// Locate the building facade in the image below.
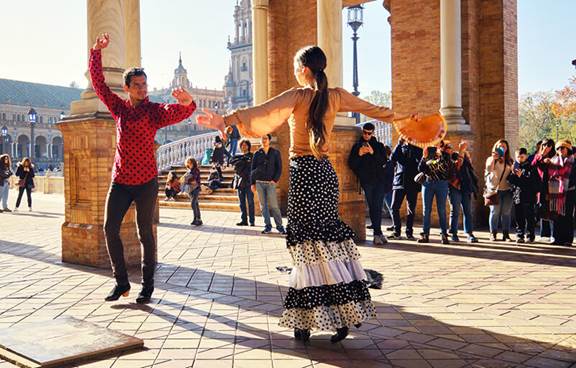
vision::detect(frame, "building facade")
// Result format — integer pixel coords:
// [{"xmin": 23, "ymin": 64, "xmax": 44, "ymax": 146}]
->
[
  {"xmin": 0, "ymin": 78, "xmax": 80, "ymax": 171},
  {"xmin": 224, "ymin": 0, "xmax": 254, "ymax": 110},
  {"xmin": 149, "ymin": 54, "xmax": 226, "ymax": 144}
]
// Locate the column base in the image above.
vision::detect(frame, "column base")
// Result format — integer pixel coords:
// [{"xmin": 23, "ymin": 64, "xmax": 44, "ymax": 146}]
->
[
  {"xmin": 440, "ymin": 106, "xmax": 471, "ymax": 133},
  {"xmin": 61, "ymin": 221, "xmax": 144, "ymax": 269}
]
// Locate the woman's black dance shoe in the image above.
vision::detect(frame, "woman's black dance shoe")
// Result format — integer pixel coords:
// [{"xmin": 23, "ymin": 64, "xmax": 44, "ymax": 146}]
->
[
  {"xmin": 330, "ymin": 327, "xmax": 349, "ymax": 343},
  {"xmin": 294, "ymin": 328, "xmax": 310, "ymax": 342}
]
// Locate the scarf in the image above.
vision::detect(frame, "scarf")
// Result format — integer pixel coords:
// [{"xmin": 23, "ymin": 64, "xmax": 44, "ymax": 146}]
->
[{"xmin": 547, "ymin": 155, "xmax": 574, "ymax": 216}]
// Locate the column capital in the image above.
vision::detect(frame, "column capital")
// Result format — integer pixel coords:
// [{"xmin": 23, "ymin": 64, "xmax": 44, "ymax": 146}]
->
[{"xmin": 252, "ymin": 0, "xmax": 269, "ymax": 10}]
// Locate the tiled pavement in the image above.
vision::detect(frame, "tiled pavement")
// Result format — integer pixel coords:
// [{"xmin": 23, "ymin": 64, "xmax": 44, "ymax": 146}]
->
[{"xmin": 1, "ymin": 193, "xmax": 576, "ymax": 368}]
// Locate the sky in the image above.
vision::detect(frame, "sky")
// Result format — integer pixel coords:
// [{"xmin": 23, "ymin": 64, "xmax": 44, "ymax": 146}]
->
[{"xmin": 0, "ymin": 0, "xmax": 574, "ymax": 96}]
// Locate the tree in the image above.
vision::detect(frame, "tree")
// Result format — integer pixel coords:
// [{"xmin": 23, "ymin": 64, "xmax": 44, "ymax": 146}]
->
[
  {"xmin": 360, "ymin": 90, "xmax": 391, "ymax": 123},
  {"xmin": 519, "ymin": 76, "xmax": 576, "ymax": 150}
]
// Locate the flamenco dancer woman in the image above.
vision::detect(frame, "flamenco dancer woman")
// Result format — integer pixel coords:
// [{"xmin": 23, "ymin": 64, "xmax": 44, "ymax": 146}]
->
[{"xmin": 198, "ymin": 46, "xmax": 445, "ymax": 342}]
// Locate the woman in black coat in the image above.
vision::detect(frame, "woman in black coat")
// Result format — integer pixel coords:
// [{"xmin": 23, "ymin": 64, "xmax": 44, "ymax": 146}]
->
[{"xmin": 14, "ymin": 157, "xmax": 35, "ymax": 212}]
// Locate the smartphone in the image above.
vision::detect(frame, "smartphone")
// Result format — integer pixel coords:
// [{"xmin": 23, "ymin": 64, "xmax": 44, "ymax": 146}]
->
[{"xmin": 426, "ymin": 147, "xmax": 437, "ymax": 157}]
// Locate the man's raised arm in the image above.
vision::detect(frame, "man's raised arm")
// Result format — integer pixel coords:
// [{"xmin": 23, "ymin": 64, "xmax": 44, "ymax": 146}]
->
[{"xmin": 89, "ymin": 33, "xmax": 124, "ymax": 118}]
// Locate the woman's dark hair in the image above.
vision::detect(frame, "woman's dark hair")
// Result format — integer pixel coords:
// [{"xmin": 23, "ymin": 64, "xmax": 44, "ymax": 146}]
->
[
  {"xmin": 239, "ymin": 139, "xmax": 251, "ymax": 151},
  {"xmin": 295, "ymin": 46, "xmax": 328, "ymax": 159},
  {"xmin": 541, "ymin": 138, "xmax": 556, "ymax": 158},
  {"xmin": 167, "ymin": 171, "xmax": 178, "ymax": 182},
  {"xmin": 0, "ymin": 154, "xmax": 10, "ymax": 169},
  {"xmin": 20, "ymin": 157, "xmax": 31, "ymax": 167},
  {"xmin": 492, "ymin": 139, "xmax": 513, "ymax": 164}
]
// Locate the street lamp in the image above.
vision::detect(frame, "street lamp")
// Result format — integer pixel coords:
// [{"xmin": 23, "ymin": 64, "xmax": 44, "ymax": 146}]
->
[
  {"xmin": 60, "ymin": 111, "xmax": 65, "ymax": 121},
  {"xmin": 28, "ymin": 108, "xmax": 37, "ymax": 159},
  {"xmin": 347, "ymin": 5, "xmax": 364, "ymax": 124},
  {"xmin": 572, "ymin": 59, "xmax": 576, "ymax": 69},
  {"xmin": 1, "ymin": 126, "xmax": 7, "ymax": 155}
]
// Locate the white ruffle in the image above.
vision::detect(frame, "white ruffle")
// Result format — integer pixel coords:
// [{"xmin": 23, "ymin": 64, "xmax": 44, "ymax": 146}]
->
[
  {"xmin": 289, "ymin": 238, "xmax": 361, "ymax": 266},
  {"xmin": 289, "ymin": 259, "xmax": 367, "ymax": 289}
]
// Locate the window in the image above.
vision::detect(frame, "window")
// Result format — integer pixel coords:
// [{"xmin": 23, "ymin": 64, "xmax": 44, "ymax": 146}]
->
[{"xmin": 17, "ymin": 115, "xmax": 20, "ymax": 122}]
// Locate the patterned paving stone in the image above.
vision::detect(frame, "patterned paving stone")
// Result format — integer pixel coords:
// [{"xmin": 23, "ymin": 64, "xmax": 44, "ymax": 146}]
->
[{"xmin": 0, "ymin": 193, "xmax": 575, "ymax": 367}]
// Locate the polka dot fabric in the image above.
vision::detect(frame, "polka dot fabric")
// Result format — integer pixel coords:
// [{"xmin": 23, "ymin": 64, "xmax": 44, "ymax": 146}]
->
[
  {"xmin": 280, "ymin": 155, "xmax": 376, "ymax": 331},
  {"xmin": 90, "ymin": 49, "xmax": 196, "ymax": 185},
  {"xmin": 288, "ymin": 239, "xmax": 361, "ymax": 266},
  {"xmin": 280, "ymin": 300, "xmax": 376, "ymax": 331}
]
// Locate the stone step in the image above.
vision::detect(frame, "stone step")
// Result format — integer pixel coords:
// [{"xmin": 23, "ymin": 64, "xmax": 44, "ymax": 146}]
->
[
  {"xmin": 159, "ymin": 198, "xmax": 241, "ymax": 211},
  {"xmin": 159, "ymin": 192, "xmax": 239, "ymax": 202}
]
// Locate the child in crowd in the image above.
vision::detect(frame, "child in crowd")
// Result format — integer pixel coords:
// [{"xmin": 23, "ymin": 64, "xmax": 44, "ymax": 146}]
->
[
  {"xmin": 508, "ymin": 148, "xmax": 540, "ymax": 243},
  {"xmin": 164, "ymin": 171, "xmax": 180, "ymax": 201}
]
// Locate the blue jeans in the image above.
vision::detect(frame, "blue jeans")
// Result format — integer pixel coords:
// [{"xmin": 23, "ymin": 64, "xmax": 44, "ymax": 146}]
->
[
  {"xmin": 489, "ymin": 190, "xmax": 513, "ymax": 234},
  {"xmin": 422, "ymin": 180, "xmax": 449, "ymax": 235},
  {"xmin": 362, "ymin": 182, "xmax": 386, "ymax": 236},
  {"xmin": 1, "ymin": 179, "xmax": 9, "ymax": 209},
  {"xmin": 238, "ymin": 187, "xmax": 255, "ymax": 225},
  {"xmin": 449, "ymin": 187, "xmax": 474, "ymax": 235},
  {"xmin": 228, "ymin": 139, "xmax": 238, "ymax": 157},
  {"xmin": 256, "ymin": 182, "xmax": 283, "ymax": 230}
]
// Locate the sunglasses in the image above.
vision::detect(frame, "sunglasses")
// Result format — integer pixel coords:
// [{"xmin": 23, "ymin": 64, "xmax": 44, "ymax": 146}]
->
[
  {"xmin": 362, "ymin": 130, "xmax": 374, "ymax": 135},
  {"xmin": 557, "ymin": 146, "xmax": 567, "ymax": 151}
]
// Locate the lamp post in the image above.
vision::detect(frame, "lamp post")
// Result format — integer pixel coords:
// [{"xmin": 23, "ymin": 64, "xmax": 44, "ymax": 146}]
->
[
  {"xmin": 27, "ymin": 108, "xmax": 37, "ymax": 159},
  {"xmin": 572, "ymin": 59, "xmax": 576, "ymax": 69},
  {"xmin": 1, "ymin": 126, "xmax": 7, "ymax": 155},
  {"xmin": 347, "ymin": 5, "xmax": 364, "ymax": 125}
]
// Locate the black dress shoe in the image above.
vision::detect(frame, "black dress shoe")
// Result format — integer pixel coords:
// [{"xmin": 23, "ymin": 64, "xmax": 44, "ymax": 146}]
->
[
  {"xmin": 104, "ymin": 284, "xmax": 131, "ymax": 302},
  {"xmin": 136, "ymin": 286, "xmax": 154, "ymax": 304},
  {"xmin": 236, "ymin": 221, "xmax": 248, "ymax": 226},
  {"xmin": 294, "ymin": 328, "xmax": 310, "ymax": 342},
  {"xmin": 331, "ymin": 327, "xmax": 349, "ymax": 343}
]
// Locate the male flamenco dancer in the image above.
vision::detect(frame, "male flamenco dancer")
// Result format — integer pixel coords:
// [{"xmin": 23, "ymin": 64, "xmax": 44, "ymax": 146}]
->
[{"xmin": 90, "ymin": 33, "xmax": 196, "ymax": 303}]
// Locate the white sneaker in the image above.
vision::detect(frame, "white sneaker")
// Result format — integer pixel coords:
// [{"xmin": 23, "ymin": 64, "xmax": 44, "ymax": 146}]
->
[
  {"xmin": 13, "ymin": 208, "xmax": 18, "ymax": 213},
  {"xmin": 373, "ymin": 235, "xmax": 388, "ymax": 245},
  {"xmin": 28, "ymin": 207, "xmax": 32, "ymax": 212}
]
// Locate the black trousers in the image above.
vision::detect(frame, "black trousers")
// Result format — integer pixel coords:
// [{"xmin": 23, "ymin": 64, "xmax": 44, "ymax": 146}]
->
[
  {"xmin": 362, "ymin": 182, "xmax": 386, "ymax": 236},
  {"xmin": 165, "ymin": 188, "xmax": 178, "ymax": 199},
  {"xmin": 15, "ymin": 186, "xmax": 32, "ymax": 208},
  {"xmin": 391, "ymin": 188, "xmax": 418, "ymax": 236},
  {"xmin": 514, "ymin": 202, "xmax": 536, "ymax": 238},
  {"xmin": 104, "ymin": 178, "xmax": 158, "ymax": 287},
  {"xmin": 552, "ymin": 193, "xmax": 575, "ymax": 245}
]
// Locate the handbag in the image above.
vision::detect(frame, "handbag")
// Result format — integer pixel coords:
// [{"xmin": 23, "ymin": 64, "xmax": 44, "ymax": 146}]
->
[
  {"xmin": 414, "ymin": 172, "xmax": 426, "ymax": 185},
  {"xmin": 483, "ymin": 165, "xmax": 507, "ymax": 206},
  {"xmin": 18, "ymin": 171, "xmax": 29, "ymax": 188}
]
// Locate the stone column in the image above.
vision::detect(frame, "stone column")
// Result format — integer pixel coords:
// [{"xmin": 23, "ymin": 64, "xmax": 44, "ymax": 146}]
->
[
  {"xmin": 440, "ymin": 0, "xmax": 469, "ymax": 131},
  {"xmin": 123, "ymin": 0, "xmax": 141, "ymax": 68},
  {"xmin": 317, "ymin": 0, "xmax": 343, "ymax": 88},
  {"xmin": 252, "ymin": 0, "xmax": 269, "ymax": 104},
  {"xmin": 58, "ymin": 0, "xmax": 145, "ymax": 269}
]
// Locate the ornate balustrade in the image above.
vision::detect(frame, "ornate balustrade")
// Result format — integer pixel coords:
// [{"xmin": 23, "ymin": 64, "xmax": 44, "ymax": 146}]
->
[{"xmin": 156, "ymin": 131, "xmax": 218, "ymax": 171}]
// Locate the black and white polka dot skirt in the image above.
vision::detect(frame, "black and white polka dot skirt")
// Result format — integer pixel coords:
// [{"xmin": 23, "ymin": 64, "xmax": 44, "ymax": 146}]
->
[{"xmin": 279, "ymin": 155, "xmax": 376, "ymax": 331}]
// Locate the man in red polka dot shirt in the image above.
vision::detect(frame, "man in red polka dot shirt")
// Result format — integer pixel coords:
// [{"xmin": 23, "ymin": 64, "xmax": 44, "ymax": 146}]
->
[{"xmin": 90, "ymin": 33, "xmax": 196, "ymax": 304}]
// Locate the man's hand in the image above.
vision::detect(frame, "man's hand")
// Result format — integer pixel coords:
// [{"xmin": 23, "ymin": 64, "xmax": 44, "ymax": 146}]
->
[
  {"xmin": 172, "ymin": 88, "xmax": 194, "ymax": 106},
  {"xmin": 93, "ymin": 33, "xmax": 110, "ymax": 50},
  {"xmin": 365, "ymin": 145, "xmax": 374, "ymax": 155},
  {"xmin": 514, "ymin": 168, "xmax": 522, "ymax": 177},
  {"xmin": 251, "ymin": 184, "xmax": 256, "ymax": 193}
]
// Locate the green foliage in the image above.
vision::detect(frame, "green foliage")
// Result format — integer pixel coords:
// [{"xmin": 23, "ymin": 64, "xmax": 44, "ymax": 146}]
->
[{"xmin": 519, "ymin": 77, "xmax": 576, "ymax": 150}]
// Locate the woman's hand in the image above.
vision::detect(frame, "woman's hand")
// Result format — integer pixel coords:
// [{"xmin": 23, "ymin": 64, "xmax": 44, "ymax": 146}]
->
[{"xmin": 196, "ymin": 108, "xmax": 226, "ymax": 137}]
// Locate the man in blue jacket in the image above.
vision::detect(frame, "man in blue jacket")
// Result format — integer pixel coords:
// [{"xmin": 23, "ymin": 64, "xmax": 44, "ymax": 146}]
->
[
  {"xmin": 390, "ymin": 138, "xmax": 423, "ymax": 240},
  {"xmin": 251, "ymin": 134, "xmax": 285, "ymax": 234}
]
